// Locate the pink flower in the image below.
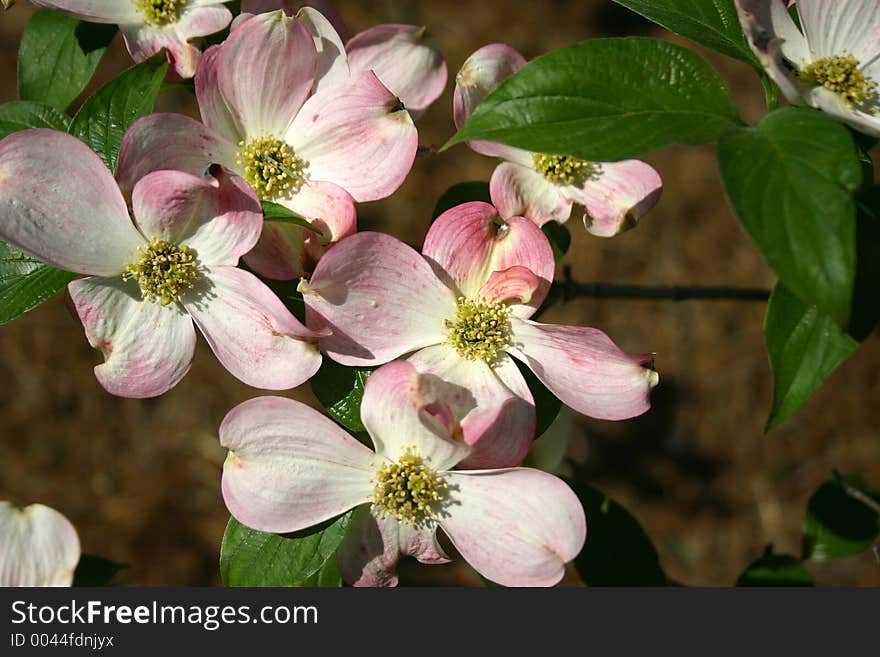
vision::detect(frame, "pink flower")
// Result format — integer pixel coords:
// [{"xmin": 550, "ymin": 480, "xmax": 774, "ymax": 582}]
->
[
  {"xmin": 30, "ymin": 0, "xmax": 232, "ymax": 79},
  {"xmin": 454, "ymin": 44, "xmax": 663, "ymax": 236},
  {"xmin": 117, "ymin": 10, "xmax": 418, "ymax": 281},
  {"xmin": 0, "ymin": 501, "xmax": 80, "ymax": 587},
  {"xmin": 0, "ymin": 129, "xmax": 323, "ymax": 398},
  {"xmin": 300, "ymin": 201, "xmax": 659, "ymax": 468},
  {"xmin": 221, "ymin": 361, "xmax": 586, "ymax": 587}
]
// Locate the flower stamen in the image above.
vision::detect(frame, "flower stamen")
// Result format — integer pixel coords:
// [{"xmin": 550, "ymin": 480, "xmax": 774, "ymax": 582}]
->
[
  {"xmin": 136, "ymin": 0, "xmax": 186, "ymax": 25},
  {"xmin": 123, "ymin": 238, "xmax": 199, "ymax": 305},
  {"xmin": 371, "ymin": 447, "xmax": 446, "ymax": 526},
  {"xmin": 532, "ymin": 153, "xmax": 598, "ymax": 185},
  {"xmin": 236, "ymin": 135, "xmax": 308, "ymax": 200},
  {"xmin": 445, "ymin": 296, "xmax": 511, "ymax": 364},
  {"xmin": 800, "ymin": 54, "xmax": 878, "ymax": 109}
]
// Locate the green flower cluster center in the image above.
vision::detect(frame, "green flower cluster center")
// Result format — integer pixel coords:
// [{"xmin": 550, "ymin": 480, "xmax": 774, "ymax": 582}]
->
[
  {"xmin": 123, "ymin": 238, "xmax": 199, "ymax": 305},
  {"xmin": 532, "ymin": 153, "xmax": 597, "ymax": 185},
  {"xmin": 800, "ymin": 54, "xmax": 877, "ymax": 109},
  {"xmin": 445, "ymin": 296, "xmax": 511, "ymax": 363},
  {"xmin": 136, "ymin": 0, "xmax": 186, "ymax": 25},
  {"xmin": 372, "ymin": 447, "xmax": 447, "ymax": 525},
  {"xmin": 236, "ymin": 135, "xmax": 308, "ymax": 200}
]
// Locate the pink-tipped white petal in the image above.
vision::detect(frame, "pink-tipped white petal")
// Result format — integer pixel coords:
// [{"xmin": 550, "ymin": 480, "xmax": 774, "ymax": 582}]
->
[
  {"xmin": 185, "ymin": 266, "xmax": 322, "ymax": 390},
  {"xmin": 347, "ymin": 24, "xmax": 447, "ymax": 116},
  {"xmin": 0, "ymin": 502, "xmax": 80, "ymax": 587},
  {"xmin": 117, "ymin": 114, "xmax": 238, "ymax": 199},
  {"xmin": 303, "ymin": 232, "xmax": 456, "ymax": 366},
  {"xmin": 0, "ymin": 129, "xmax": 141, "ymax": 276},
  {"xmin": 337, "ymin": 507, "xmax": 448, "ymax": 587},
  {"xmin": 286, "ymin": 71, "xmax": 417, "ymax": 202},
  {"xmin": 216, "ymin": 11, "xmax": 318, "ymax": 137},
  {"xmin": 423, "ymin": 201, "xmax": 555, "ymax": 317},
  {"xmin": 572, "ymin": 160, "xmax": 662, "ymax": 238},
  {"xmin": 29, "ymin": 0, "xmax": 139, "ymax": 23},
  {"xmin": 507, "ymin": 318, "xmax": 658, "ymax": 421},
  {"xmin": 241, "ymin": 0, "xmax": 350, "ymax": 40},
  {"xmin": 243, "ymin": 180, "xmax": 356, "ymax": 280},
  {"xmin": 298, "ymin": 6, "xmax": 350, "ymax": 92},
  {"xmin": 196, "ymin": 45, "xmax": 246, "ymax": 145},
  {"xmin": 490, "ymin": 161, "xmax": 574, "ymax": 227},
  {"xmin": 478, "ymin": 266, "xmax": 540, "ymax": 306},
  {"xmin": 69, "ymin": 276, "xmax": 197, "ymax": 398},
  {"xmin": 220, "ymin": 396, "xmax": 374, "ymax": 534},
  {"xmin": 408, "ymin": 346, "xmax": 535, "ymax": 469},
  {"xmin": 360, "ymin": 360, "xmax": 471, "ymax": 470},
  {"xmin": 441, "ymin": 469, "xmax": 586, "ymax": 587}
]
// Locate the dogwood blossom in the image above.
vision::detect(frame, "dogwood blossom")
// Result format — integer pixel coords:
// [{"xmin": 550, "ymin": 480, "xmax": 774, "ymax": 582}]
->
[
  {"xmin": 0, "ymin": 129, "xmax": 322, "ymax": 397},
  {"xmin": 454, "ymin": 44, "xmax": 663, "ymax": 236},
  {"xmin": 0, "ymin": 501, "xmax": 80, "ymax": 586},
  {"xmin": 116, "ymin": 10, "xmax": 417, "ymax": 280},
  {"xmin": 30, "ymin": 0, "xmax": 232, "ymax": 79},
  {"xmin": 736, "ymin": 0, "xmax": 880, "ymax": 137},
  {"xmin": 300, "ymin": 201, "xmax": 658, "ymax": 468},
  {"xmin": 221, "ymin": 360, "xmax": 586, "ymax": 587}
]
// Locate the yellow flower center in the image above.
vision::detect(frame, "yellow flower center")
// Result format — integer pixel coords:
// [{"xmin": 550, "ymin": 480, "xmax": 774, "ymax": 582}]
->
[
  {"xmin": 800, "ymin": 54, "xmax": 878, "ymax": 109},
  {"xmin": 123, "ymin": 238, "xmax": 199, "ymax": 305},
  {"xmin": 371, "ymin": 447, "xmax": 447, "ymax": 526},
  {"xmin": 136, "ymin": 0, "xmax": 186, "ymax": 25},
  {"xmin": 445, "ymin": 296, "xmax": 511, "ymax": 364},
  {"xmin": 532, "ymin": 153, "xmax": 598, "ymax": 185},
  {"xmin": 236, "ymin": 135, "xmax": 308, "ymax": 200}
]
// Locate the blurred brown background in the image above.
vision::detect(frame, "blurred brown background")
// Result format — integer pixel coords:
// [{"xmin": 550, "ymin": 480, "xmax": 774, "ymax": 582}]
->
[{"xmin": 1, "ymin": 0, "xmax": 878, "ymax": 586}]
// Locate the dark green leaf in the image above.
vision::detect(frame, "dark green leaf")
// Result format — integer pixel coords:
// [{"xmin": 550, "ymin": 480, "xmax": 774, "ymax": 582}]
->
[
  {"xmin": 310, "ymin": 359, "xmax": 373, "ymax": 433},
  {"xmin": 802, "ymin": 475, "xmax": 880, "ymax": 560},
  {"xmin": 302, "ymin": 555, "xmax": 343, "ymax": 587},
  {"xmin": 447, "ymin": 38, "xmax": 740, "ymax": 161},
  {"xmin": 432, "ymin": 181, "xmax": 492, "ymax": 220},
  {"xmin": 736, "ymin": 551, "xmax": 813, "ymax": 587},
  {"xmin": 0, "ymin": 242, "xmax": 76, "ymax": 325},
  {"xmin": 0, "ymin": 100, "xmax": 70, "ymax": 139},
  {"xmin": 515, "ymin": 360, "xmax": 561, "ymax": 439},
  {"xmin": 72, "ymin": 555, "xmax": 126, "ymax": 587},
  {"xmin": 542, "ymin": 222, "xmax": 571, "ymax": 262},
  {"xmin": 69, "ymin": 55, "xmax": 168, "ymax": 173},
  {"xmin": 261, "ymin": 200, "xmax": 316, "ymax": 231},
  {"xmin": 611, "ymin": 0, "xmax": 758, "ymax": 65},
  {"xmin": 764, "ymin": 283, "xmax": 859, "ymax": 431},
  {"xmin": 221, "ymin": 513, "xmax": 352, "ymax": 587},
  {"xmin": 18, "ymin": 11, "xmax": 117, "ymax": 112},
  {"xmin": 850, "ymin": 187, "xmax": 880, "ymax": 340},
  {"xmin": 719, "ymin": 107, "xmax": 861, "ymax": 325},
  {"xmin": 571, "ymin": 481, "xmax": 667, "ymax": 586}
]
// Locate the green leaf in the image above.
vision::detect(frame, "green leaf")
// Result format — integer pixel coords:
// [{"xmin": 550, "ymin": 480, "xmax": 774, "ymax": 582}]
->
[
  {"xmin": 432, "ymin": 181, "xmax": 492, "ymax": 220},
  {"xmin": 515, "ymin": 361, "xmax": 561, "ymax": 439},
  {"xmin": 570, "ymin": 481, "xmax": 667, "ymax": 586},
  {"xmin": 736, "ymin": 551, "xmax": 814, "ymax": 587},
  {"xmin": 802, "ymin": 475, "xmax": 880, "ymax": 560},
  {"xmin": 542, "ymin": 222, "xmax": 571, "ymax": 262},
  {"xmin": 611, "ymin": 0, "xmax": 758, "ymax": 66},
  {"xmin": 220, "ymin": 513, "xmax": 352, "ymax": 587},
  {"xmin": 850, "ymin": 187, "xmax": 880, "ymax": 340},
  {"xmin": 446, "ymin": 37, "xmax": 740, "ymax": 161},
  {"xmin": 261, "ymin": 200, "xmax": 316, "ymax": 231},
  {"xmin": 69, "ymin": 55, "xmax": 168, "ymax": 173},
  {"xmin": 18, "ymin": 11, "xmax": 117, "ymax": 112},
  {"xmin": 302, "ymin": 555, "xmax": 343, "ymax": 587},
  {"xmin": 764, "ymin": 283, "xmax": 859, "ymax": 431},
  {"xmin": 72, "ymin": 555, "xmax": 126, "ymax": 587},
  {"xmin": 719, "ymin": 107, "xmax": 861, "ymax": 325},
  {"xmin": 0, "ymin": 242, "xmax": 76, "ymax": 325},
  {"xmin": 309, "ymin": 359, "xmax": 373, "ymax": 433},
  {"xmin": 0, "ymin": 100, "xmax": 70, "ymax": 139}
]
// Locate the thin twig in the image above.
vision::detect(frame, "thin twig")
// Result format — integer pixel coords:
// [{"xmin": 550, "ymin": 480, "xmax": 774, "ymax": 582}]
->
[{"xmin": 833, "ymin": 469, "xmax": 880, "ymax": 515}]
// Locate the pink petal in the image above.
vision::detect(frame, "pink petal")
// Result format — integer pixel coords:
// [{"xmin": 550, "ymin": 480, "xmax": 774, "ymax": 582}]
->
[
  {"xmin": 423, "ymin": 201, "xmax": 555, "ymax": 318},
  {"xmin": 298, "ymin": 6, "xmax": 350, "ymax": 92},
  {"xmin": 220, "ymin": 396, "xmax": 374, "ymax": 534},
  {"xmin": 196, "ymin": 45, "xmax": 246, "ymax": 145},
  {"xmin": 573, "ymin": 160, "xmax": 663, "ymax": 237},
  {"xmin": 478, "ymin": 266, "xmax": 540, "ymax": 306},
  {"xmin": 408, "ymin": 346, "xmax": 535, "ymax": 469},
  {"xmin": 490, "ymin": 161, "xmax": 574, "ymax": 227},
  {"xmin": 116, "ymin": 113, "xmax": 238, "ymax": 199},
  {"xmin": 441, "ymin": 469, "xmax": 586, "ymax": 587},
  {"xmin": 241, "ymin": 0, "xmax": 350, "ymax": 40},
  {"xmin": 131, "ymin": 168, "xmax": 263, "ymax": 266},
  {"xmin": 185, "ymin": 266, "xmax": 322, "ymax": 389},
  {"xmin": 286, "ymin": 71, "xmax": 417, "ymax": 202},
  {"xmin": 216, "ymin": 11, "xmax": 318, "ymax": 138},
  {"xmin": 120, "ymin": 27, "xmax": 198, "ymax": 79},
  {"xmin": 507, "ymin": 318, "xmax": 659, "ymax": 421},
  {"xmin": 337, "ymin": 507, "xmax": 448, "ymax": 587},
  {"xmin": 0, "ymin": 502, "xmax": 81, "ymax": 587},
  {"xmin": 69, "ymin": 276, "xmax": 197, "ymax": 398},
  {"xmin": 347, "ymin": 24, "xmax": 447, "ymax": 116},
  {"xmin": 360, "ymin": 360, "xmax": 471, "ymax": 469},
  {"xmin": 243, "ymin": 180, "xmax": 356, "ymax": 280},
  {"xmin": 303, "ymin": 232, "xmax": 456, "ymax": 366},
  {"xmin": 29, "ymin": 0, "xmax": 139, "ymax": 23},
  {"xmin": 0, "ymin": 129, "xmax": 141, "ymax": 276}
]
